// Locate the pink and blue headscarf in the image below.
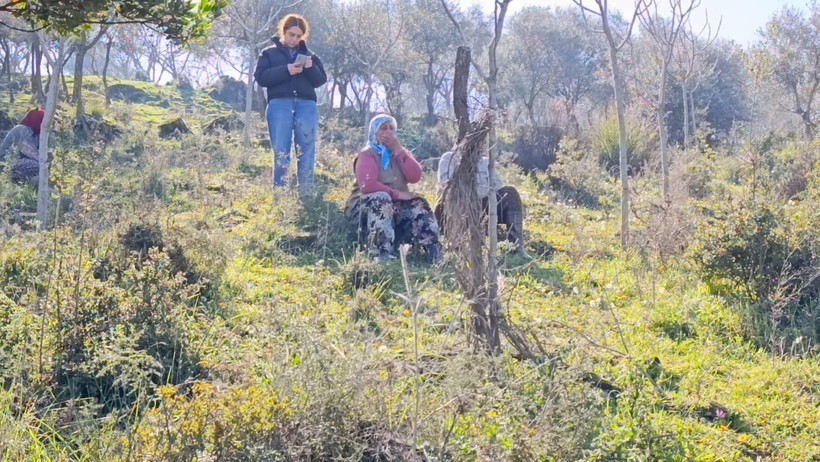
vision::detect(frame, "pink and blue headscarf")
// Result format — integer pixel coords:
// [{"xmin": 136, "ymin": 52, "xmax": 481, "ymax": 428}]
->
[{"xmin": 367, "ymin": 114, "xmax": 397, "ymax": 171}]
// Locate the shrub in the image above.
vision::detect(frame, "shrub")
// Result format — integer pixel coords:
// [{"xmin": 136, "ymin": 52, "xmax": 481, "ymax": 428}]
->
[
  {"xmin": 134, "ymin": 382, "xmax": 293, "ymax": 460},
  {"xmin": 692, "ymin": 204, "xmax": 819, "ymax": 351},
  {"xmin": 503, "ymin": 125, "xmax": 563, "ymax": 172},
  {"xmin": 547, "ymin": 138, "xmax": 617, "ymax": 208},
  {"xmin": 590, "ymin": 111, "xmax": 655, "ymax": 174}
]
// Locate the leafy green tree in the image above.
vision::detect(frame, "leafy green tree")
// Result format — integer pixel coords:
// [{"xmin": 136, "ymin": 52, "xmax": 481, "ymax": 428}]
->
[
  {"xmin": 758, "ymin": 2, "xmax": 820, "ymax": 139},
  {"xmin": 330, "ymin": 0, "xmax": 403, "ymax": 124},
  {"xmin": 301, "ymin": 0, "xmax": 358, "ymax": 113},
  {"xmin": 666, "ymin": 39, "xmax": 749, "ymax": 144},
  {"xmin": 403, "ymin": 0, "xmax": 460, "ymax": 125},
  {"xmin": 71, "ymin": 25, "xmax": 109, "ymax": 123},
  {"xmin": 216, "ymin": 0, "xmax": 288, "ymax": 148},
  {"xmin": 573, "ymin": 0, "xmax": 651, "ymax": 249},
  {"xmin": 3, "ymin": 0, "xmax": 225, "ymax": 227},
  {"xmin": 502, "ymin": 6, "xmax": 607, "ymax": 132},
  {"xmin": 1, "ymin": 0, "xmax": 224, "ymax": 41}
]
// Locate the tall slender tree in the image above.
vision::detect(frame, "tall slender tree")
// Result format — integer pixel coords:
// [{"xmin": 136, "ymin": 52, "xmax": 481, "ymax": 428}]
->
[
  {"xmin": 673, "ymin": 9, "xmax": 719, "ymax": 146},
  {"xmin": 72, "ymin": 25, "xmax": 109, "ymax": 124},
  {"xmin": 441, "ymin": 0, "xmax": 514, "ymax": 353},
  {"xmin": 573, "ymin": 0, "xmax": 650, "ymax": 248},
  {"xmin": 403, "ymin": 0, "xmax": 460, "ymax": 125},
  {"xmin": 639, "ymin": 0, "xmax": 699, "ymax": 201}
]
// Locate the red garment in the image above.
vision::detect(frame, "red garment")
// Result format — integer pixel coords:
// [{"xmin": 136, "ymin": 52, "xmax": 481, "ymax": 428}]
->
[
  {"xmin": 20, "ymin": 109, "xmax": 45, "ymax": 135},
  {"xmin": 354, "ymin": 147, "xmax": 422, "ymax": 200}
]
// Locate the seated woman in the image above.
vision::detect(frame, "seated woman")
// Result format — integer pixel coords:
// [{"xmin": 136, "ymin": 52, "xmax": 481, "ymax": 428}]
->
[
  {"xmin": 436, "ymin": 149, "xmax": 528, "ymax": 257},
  {"xmin": 345, "ymin": 114, "xmax": 442, "ymax": 264},
  {"xmin": 0, "ymin": 109, "xmax": 44, "ymax": 184}
]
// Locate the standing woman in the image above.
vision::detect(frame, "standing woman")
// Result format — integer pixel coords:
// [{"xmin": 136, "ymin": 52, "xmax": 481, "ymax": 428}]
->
[{"xmin": 254, "ymin": 14, "xmax": 327, "ymax": 197}]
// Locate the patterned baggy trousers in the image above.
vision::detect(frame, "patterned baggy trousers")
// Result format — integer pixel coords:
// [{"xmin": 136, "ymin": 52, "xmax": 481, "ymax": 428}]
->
[{"xmin": 346, "ymin": 192, "xmax": 440, "ymax": 256}]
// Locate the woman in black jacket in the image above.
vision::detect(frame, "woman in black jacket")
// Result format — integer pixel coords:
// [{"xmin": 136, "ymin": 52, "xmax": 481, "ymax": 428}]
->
[{"xmin": 254, "ymin": 14, "xmax": 327, "ymax": 197}]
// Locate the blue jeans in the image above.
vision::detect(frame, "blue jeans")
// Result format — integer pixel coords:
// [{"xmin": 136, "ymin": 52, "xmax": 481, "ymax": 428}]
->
[{"xmin": 266, "ymin": 98, "xmax": 318, "ymax": 192}]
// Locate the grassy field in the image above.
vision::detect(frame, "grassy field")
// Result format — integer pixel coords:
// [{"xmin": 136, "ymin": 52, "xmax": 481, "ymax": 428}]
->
[{"xmin": 0, "ymin": 79, "xmax": 818, "ymax": 460}]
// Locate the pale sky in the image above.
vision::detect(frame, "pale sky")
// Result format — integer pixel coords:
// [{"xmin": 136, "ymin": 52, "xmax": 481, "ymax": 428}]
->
[{"xmin": 462, "ymin": 0, "xmax": 807, "ymax": 47}]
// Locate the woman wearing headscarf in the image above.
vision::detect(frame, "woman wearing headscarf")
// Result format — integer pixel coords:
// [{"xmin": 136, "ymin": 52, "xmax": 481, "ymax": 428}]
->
[
  {"xmin": 0, "ymin": 108, "xmax": 44, "ymax": 184},
  {"xmin": 254, "ymin": 13, "xmax": 327, "ymax": 198},
  {"xmin": 346, "ymin": 114, "xmax": 442, "ymax": 263}
]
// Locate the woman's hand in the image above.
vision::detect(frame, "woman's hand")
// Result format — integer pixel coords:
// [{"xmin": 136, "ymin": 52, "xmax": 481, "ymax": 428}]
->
[
  {"xmin": 394, "ymin": 190, "xmax": 419, "ymax": 201},
  {"xmin": 288, "ymin": 63, "xmax": 304, "ymax": 75},
  {"xmin": 378, "ymin": 130, "xmax": 402, "ymax": 152},
  {"xmin": 304, "ymin": 57, "xmax": 313, "ymax": 69}
]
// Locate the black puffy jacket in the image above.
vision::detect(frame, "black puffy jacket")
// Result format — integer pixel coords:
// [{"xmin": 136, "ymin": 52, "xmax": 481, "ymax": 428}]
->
[{"xmin": 254, "ymin": 37, "xmax": 327, "ymax": 102}]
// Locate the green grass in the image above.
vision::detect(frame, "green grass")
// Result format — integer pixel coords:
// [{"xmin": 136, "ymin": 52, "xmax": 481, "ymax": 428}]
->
[{"xmin": 0, "ymin": 79, "xmax": 818, "ymax": 460}]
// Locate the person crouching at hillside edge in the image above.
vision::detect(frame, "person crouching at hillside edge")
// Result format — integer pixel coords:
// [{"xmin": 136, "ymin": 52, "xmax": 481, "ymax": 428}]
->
[
  {"xmin": 345, "ymin": 114, "xmax": 442, "ymax": 264},
  {"xmin": 0, "ymin": 108, "xmax": 44, "ymax": 184},
  {"xmin": 436, "ymin": 149, "xmax": 529, "ymax": 258},
  {"xmin": 254, "ymin": 13, "xmax": 327, "ymax": 198}
]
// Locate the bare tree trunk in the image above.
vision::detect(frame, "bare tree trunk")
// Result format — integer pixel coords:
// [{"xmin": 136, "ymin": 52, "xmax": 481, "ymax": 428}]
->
[
  {"xmin": 103, "ymin": 34, "xmax": 112, "ymax": 106},
  {"xmin": 444, "ymin": 0, "xmax": 534, "ymax": 358},
  {"xmin": 682, "ymin": 80, "xmax": 689, "ymax": 147},
  {"xmin": 73, "ymin": 27, "xmax": 107, "ymax": 124},
  {"xmin": 339, "ymin": 80, "xmax": 347, "ymax": 111},
  {"xmin": 565, "ymin": 99, "xmax": 580, "ymax": 138},
  {"xmin": 351, "ymin": 82, "xmax": 364, "ymax": 117},
  {"xmin": 30, "ymin": 35, "xmax": 45, "ymax": 105},
  {"xmin": 1, "ymin": 39, "xmax": 13, "ymax": 104},
  {"xmin": 610, "ymin": 46, "xmax": 630, "ymax": 248},
  {"xmin": 486, "ymin": 75, "xmax": 502, "ymax": 353},
  {"xmin": 59, "ymin": 47, "xmax": 74, "ymax": 98},
  {"xmin": 60, "ymin": 68, "xmax": 69, "ymax": 97},
  {"xmin": 658, "ymin": 58, "xmax": 670, "ymax": 201},
  {"xmin": 362, "ymin": 78, "xmax": 374, "ymax": 125},
  {"xmin": 0, "ymin": 40, "xmax": 5, "ymax": 76},
  {"xmin": 484, "ymin": 0, "xmax": 514, "ymax": 355},
  {"xmin": 449, "ymin": 48, "xmax": 496, "ymax": 350},
  {"xmin": 639, "ymin": 0, "xmax": 699, "ymax": 196},
  {"xmin": 37, "ymin": 40, "xmax": 67, "ymax": 228},
  {"xmin": 454, "ymin": 47, "xmax": 470, "ymax": 141},
  {"xmin": 689, "ymin": 86, "xmax": 696, "ymax": 141},
  {"xmin": 243, "ymin": 44, "xmax": 256, "ymax": 149},
  {"xmin": 526, "ymin": 101, "xmax": 536, "ymax": 126},
  {"xmin": 487, "ymin": 85, "xmax": 501, "ymax": 346},
  {"xmin": 804, "ymin": 113, "xmax": 816, "ymax": 139},
  {"xmin": 424, "ymin": 61, "xmax": 437, "ymax": 126},
  {"xmin": 73, "ymin": 42, "xmax": 87, "ymax": 121}
]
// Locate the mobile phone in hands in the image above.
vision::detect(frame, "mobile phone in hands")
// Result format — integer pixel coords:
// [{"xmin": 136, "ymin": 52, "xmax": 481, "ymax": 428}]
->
[{"xmin": 293, "ymin": 54, "xmax": 310, "ymax": 68}]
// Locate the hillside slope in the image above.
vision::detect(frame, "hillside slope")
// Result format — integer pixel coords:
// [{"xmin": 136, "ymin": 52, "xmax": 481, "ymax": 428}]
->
[{"xmin": 0, "ymin": 80, "xmax": 818, "ymax": 461}]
